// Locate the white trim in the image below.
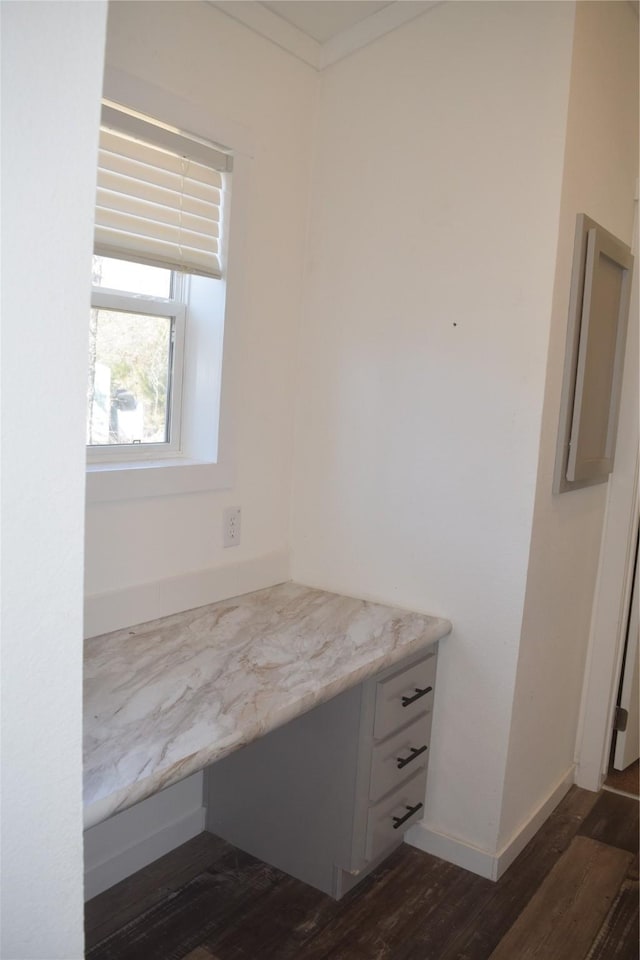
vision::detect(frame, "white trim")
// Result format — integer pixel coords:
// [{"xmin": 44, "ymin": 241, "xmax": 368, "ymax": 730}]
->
[
  {"xmin": 91, "ymin": 289, "xmax": 179, "ymax": 317},
  {"xmin": 405, "ymin": 766, "xmax": 575, "ymax": 881},
  {"xmin": 602, "ymin": 784, "xmax": 640, "ymax": 800},
  {"xmin": 574, "ymin": 201, "xmax": 639, "ymax": 791},
  {"xmin": 208, "ymin": 1, "xmax": 443, "ymax": 71},
  {"xmin": 320, "ymin": 2, "xmax": 443, "ymax": 69},
  {"xmin": 87, "ymin": 289, "xmax": 186, "ymax": 461},
  {"xmin": 92, "ymin": 68, "xmax": 254, "ymax": 505},
  {"xmin": 575, "ymin": 469, "xmax": 639, "ymax": 790},
  {"xmin": 492, "ymin": 766, "xmax": 575, "ymax": 879},
  {"xmin": 84, "ymin": 550, "xmax": 290, "ymax": 637},
  {"xmin": 103, "ymin": 66, "xmax": 255, "ymax": 159},
  {"xmin": 405, "ymin": 822, "xmax": 498, "ymax": 880},
  {"xmin": 211, "ymin": 1, "xmax": 321, "ymax": 69},
  {"xmin": 84, "ymin": 805, "xmax": 206, "ymax": 900},
  {"xmin": 86, "ymin": 458, "xmax": 235, "ymax": 502},
  {"xmin": 101, "ymin": 102, "xmax": 233, "ymax": 173}
]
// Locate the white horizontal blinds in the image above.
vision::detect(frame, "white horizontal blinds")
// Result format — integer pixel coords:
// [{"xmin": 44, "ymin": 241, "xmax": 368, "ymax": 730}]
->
[{"xmin": 95, "ymin": 106, "xmax": 232, "ymax": 279}]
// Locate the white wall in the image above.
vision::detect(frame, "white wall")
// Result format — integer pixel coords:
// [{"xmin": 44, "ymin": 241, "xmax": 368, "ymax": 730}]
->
[
  {"xmin": 291, "ymin": 0, "xmax": 576, "ymax": 857},
  {"xmin": 83, "ymin": 0, "xmax": 318, "ymax": 894},
  {"xmin": 0, "ymin": 3, "xmax": 107, "ymax": 957},
  {"xmin": 85, "ymin": 1, "xmax": 318, "ymax": 628},
  {"xmin": 8, "ymin": 2, "xmax": 630, "ymax": 931},
  {"xmin": 84, "ymin": 775, "xmax": 205, "ymax": 899},
  {"xmin": 499, "ymin": 0, "xmax": 639, "ymax": 846}
]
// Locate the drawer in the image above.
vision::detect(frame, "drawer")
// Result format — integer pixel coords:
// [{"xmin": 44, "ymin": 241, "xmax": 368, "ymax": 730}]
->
[
  {"xmin": 369, "ymin": 712, "xmax": 433, "ymax": 803},
  {"xmin": 365, "ymin": 770, "xmax": 427, "ymax": 862},
  {"xmin": 373, "ymin": 651, "xmax": 436, "ymax": 740}
]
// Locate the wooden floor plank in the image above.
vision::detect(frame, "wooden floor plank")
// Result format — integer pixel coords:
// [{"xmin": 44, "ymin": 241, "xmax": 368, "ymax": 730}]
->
[
  {"xmin": 208, "ymin": 843, "xmax": 408, "ymax": 960},
  {"xmin": 604, "ymin": 759, "xmax": 640, "ymax": 798},
  {"xmin": 85, "ymin": 832, "xmax": 228, "ymax": 947},
  {"xmin": 433, "ymin": 785, "xmax": 600, "ymax": 960},
  {"xmin": 86, "ymin": 849, "xmax": 283, "ymax": 960},
  {"xmin": 203, "ymin": 868, "xmax": 337, "ymax": 959},
  {"xmin": 394, "ymin": 784, "xmax": 599, "ymax": 960},
  {"xmin": 578, "ymin": 790, "xmax": 639, "ymax": 853},
  {"xmin": 377, "ymin": 856, "xmax": 493, "ymax": 960},
  {"xmin": 585, "ymin": 878, "xmax": 640, "ymax": 960},
  {"xmin": 286, "ymin": 845, "xmax": 489, "ymax": 960},
  {"xmin": 85, "ymin": 788, "xmax": 638, "ymax": 960},
  {"xmin": 488, "ymin": 836, "xmax": 633, "ymax": 960}
]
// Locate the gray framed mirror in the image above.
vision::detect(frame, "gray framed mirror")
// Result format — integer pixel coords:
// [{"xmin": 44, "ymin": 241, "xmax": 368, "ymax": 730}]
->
[{"xmin": 554, "ymin": 214, "xmax": 633, "ymax": 494}]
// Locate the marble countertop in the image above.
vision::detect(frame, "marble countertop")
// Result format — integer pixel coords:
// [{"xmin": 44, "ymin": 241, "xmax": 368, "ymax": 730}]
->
[{"xmin": 84, "ymin": 581, "xmax": 451, "ymax": 829}]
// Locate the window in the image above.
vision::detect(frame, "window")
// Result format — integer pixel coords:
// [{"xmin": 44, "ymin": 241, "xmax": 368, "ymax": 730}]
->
[
  {"xmin": 88, "ymin": 256, "xmax": 185, "ymax": 457},
  {"xmin": 87, "ymin": 102, "xmax": 233, "ymax": 480}
]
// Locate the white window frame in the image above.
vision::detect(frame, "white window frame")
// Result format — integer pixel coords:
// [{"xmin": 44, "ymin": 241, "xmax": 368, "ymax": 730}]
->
[
  {"xmin": 86, "ymin": 67, "xmax": 253, "ymax": 503},
  {"xmin": 86, "ymin": 266, "xmax": 232, "ymax": 501},
  {"xmin": 87, "ymin": 277, "xmax": 187, "ymax": 462}
]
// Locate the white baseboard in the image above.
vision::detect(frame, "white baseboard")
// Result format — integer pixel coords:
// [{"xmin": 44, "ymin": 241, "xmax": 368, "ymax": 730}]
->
[
  {"xmin": 405, "ymin": 820, "xmax": 498, "ymax": 879},
  {"xmin": 84, "ymin": 549, "xmax": 290, "ymax": 637},
  {"xmin": 84, "ymin": 800, "xmax": 206, "ymax": 901},
  {"xmin": 574, "ymin": 756, "xmax": 604, "ymax": 793},
  {"xmin": 492, "ymin": 766, "xmax": 575, "ymax": 879},
  {"xmin": 406, "ymin": 765, "xmax": 575, "ymax": 881}
]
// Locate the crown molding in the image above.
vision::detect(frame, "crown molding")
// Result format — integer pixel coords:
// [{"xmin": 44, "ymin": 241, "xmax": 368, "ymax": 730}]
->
[
  {"xmin": 211, "ymin": 1, "xmax": 322, "ymax": 68},
  {"xmin": 208, "ymin": 1, "xmax": 443, "ymax": 71},
  {"xmin": 320, "ymin": 1, "xmax": 442, "ymax": 68}
]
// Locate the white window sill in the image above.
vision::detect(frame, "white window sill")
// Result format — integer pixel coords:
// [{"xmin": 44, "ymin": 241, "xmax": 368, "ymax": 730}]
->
[{"xmin": 86, "ymin": 457, "xmax": 235, "ymax": 503}]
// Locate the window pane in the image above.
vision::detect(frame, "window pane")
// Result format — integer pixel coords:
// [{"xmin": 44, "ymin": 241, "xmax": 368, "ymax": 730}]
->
[
  {"xmin": 87, "ymin": 309, "xmax": 173, "ymax": 446},
  {"xmin": 92, "ymin": 255, "xmax": 172, "ymax": 298}
]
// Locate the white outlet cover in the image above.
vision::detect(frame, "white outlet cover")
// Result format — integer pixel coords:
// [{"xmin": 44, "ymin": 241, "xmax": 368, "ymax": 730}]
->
[{"xmin": 223, "ymin": 506, "xmax": 241, "ymax": 547}]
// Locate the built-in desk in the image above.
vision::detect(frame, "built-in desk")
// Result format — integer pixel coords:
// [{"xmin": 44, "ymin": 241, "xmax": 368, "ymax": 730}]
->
[{"xmin": 84, "ymin": 581, "xmax": 452, "ymax": 850}]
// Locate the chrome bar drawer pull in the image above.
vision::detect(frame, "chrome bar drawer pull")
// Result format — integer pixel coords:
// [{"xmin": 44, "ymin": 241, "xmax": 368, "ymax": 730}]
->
[
  {"xmin": 392, "ymin": 802, "xmax": 423, "ymax": 829},
  {"xmin": 401, "ymin": 685, "xmax": 432, "ymax": 707},
  {"xmin": 396, "ymin": 744, "xmax": 428, "ymax": 770}
]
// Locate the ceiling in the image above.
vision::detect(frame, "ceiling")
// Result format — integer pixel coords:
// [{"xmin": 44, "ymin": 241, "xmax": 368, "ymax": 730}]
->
[
  {"xmin": 262, "ymin": 1, "xmax": 392, "ymax": 43},
  {"xmin": 210, "ymin": 1, "xmax": 440, "ymax": 69}
]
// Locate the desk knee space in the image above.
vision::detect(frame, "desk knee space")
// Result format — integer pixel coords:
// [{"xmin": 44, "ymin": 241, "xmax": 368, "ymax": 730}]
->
[{"xmin": 206, "ymin": 644, "xmax": 438, "ymax": 899}]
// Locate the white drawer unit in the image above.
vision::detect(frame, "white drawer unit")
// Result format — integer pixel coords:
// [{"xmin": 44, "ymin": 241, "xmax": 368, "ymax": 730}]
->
[
  {"xmin": 373, "ymin": 651, "xmax": 436, "ymax": 740},
  {"xmin": 366, "ymin": 769, "xmax": 428, "ymax": 861},
  {"xmin": 369, "ymin": 712, "xmax": 432, "ymax": 803},
  {"xmin": 206, "ymin": 644, "xmax": 438, "ymax": 899}
]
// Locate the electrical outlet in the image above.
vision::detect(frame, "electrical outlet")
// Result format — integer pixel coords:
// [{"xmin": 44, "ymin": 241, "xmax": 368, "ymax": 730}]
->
[{"xmin": 223, "ymin": 506, "xmax": 241, "ymax": 547}]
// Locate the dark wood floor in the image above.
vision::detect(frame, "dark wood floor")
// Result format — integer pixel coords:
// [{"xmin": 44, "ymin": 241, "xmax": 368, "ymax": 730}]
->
[
  {"xmin": 605, "ymin": 758, "xmax": 640, "ymax": 798},
  {"xmin": 85, "ymin": 787, "xmax": 639, "ymax": 960}
]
